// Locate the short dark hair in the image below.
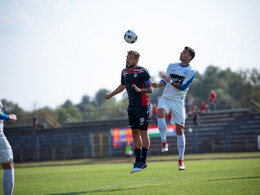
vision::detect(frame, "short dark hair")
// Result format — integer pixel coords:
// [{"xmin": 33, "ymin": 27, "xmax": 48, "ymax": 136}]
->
[
  {"xmin": 127, "ymin": 50, "xmax": 140, "ymax": 59},
  {"xmin": 185, "ymin": 46, "xmax": 195, "ymax": 60}
]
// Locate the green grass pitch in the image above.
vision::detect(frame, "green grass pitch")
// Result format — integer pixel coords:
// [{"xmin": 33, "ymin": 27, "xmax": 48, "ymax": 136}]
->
[{"xmin": 1, "ymin": 153, "xmax": 260, "ymax": 194}]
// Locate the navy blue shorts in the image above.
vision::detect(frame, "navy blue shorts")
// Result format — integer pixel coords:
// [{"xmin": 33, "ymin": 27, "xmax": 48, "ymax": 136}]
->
[{"xmin": 127, "ymin": 105, "xmax": 150, "ymax": 130}]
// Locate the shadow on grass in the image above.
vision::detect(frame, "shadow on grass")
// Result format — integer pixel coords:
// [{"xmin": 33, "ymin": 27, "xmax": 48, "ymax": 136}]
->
[
  {"xmin": 48, "ymin": 186, "xmax": 141, "ymax": 195},
  {"xmin": 207, "ymin": 176, "xmax": 260, "ymax": 181}
]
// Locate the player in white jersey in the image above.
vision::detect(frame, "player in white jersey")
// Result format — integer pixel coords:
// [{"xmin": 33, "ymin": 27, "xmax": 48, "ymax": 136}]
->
[
  {"xmin": 0, "ymin": 101, "xmax": 17, "ymax": 195},
  {"xmin": 151, "ymin": 46, "xmax": 196, "ymax": 171}
]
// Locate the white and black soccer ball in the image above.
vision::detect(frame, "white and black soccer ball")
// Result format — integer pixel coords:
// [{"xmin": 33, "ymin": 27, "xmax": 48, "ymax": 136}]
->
[{"xmin": 124, "ymin": 30, "xmax": 138, "ymax": 44}]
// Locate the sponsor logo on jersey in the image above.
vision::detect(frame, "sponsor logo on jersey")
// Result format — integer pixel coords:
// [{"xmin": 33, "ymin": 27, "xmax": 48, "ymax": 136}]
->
[
  {"xmin": 170, "ymin": 74, "xmax": 185, "ymax": 84},
  {"xmin": 183, "ymin": 70, "xmax": 188, "ymax": 74},
  {"xmin": 134, "ymin": 73, "xmax": 137, "ymax": 77}
]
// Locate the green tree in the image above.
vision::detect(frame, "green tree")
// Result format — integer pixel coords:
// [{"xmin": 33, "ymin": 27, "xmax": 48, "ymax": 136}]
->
[
  {"xmin": 3, "ymin": 65, "xmax": 260, "ymax": 125},
  {"xmin": 77, "ymin": 95, "xmax": 91, "ymax": 112},
  {"xmin": 56, "ymin": 108, "xmax": 67, "ymax": 124},
  {"xmin": 93, "ymin": 89, "xmax": 110, "ymax": 107},
  {"xmin": 56, "ymin": 100, "xmax": 83, "ymax": 124},
  {"xmin": 188, "ymin": 66, "xmax": 260, "ymax": 109},
  {"xmin": 76, "ymin": 95, "xmax": 91, "ymax": 120}
]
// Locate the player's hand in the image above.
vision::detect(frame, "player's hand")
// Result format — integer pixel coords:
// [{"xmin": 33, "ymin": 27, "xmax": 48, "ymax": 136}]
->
[
  {"xmin": 104, "ymin": 94, "xmax": 111, "ymax": 100},
  {"xmin": 9, "ymin": 114, "xmax": 17, "ymax": 122},
  {"xmin": 132, "ymin": 84, "xmax": 141, "ymax": 93},
  {"xmin": 151, "ymin": 82, "xmax": 159, "ymax": 88},
  {"xmin": 160, "ymin": 72, "xmax": 170, "ymax": 82}
]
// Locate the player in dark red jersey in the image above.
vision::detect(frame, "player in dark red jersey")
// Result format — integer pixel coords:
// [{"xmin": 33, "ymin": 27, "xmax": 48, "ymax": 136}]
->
[{"xmin": 104, "ymin": 50, "xmax": 153, "ymax": 173}]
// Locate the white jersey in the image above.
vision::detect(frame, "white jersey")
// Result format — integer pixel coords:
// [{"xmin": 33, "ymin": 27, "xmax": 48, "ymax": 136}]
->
[
  {"xmin": 0, "ymin": 101, "xmax": 13, "ymax": 164},
  {"xmin": 162, "ymin": 63, "xmax": 196, "ymax": 100},
  {"xmin": 0, "ymin": 101, "xmax": 3, "ymax": 133}
]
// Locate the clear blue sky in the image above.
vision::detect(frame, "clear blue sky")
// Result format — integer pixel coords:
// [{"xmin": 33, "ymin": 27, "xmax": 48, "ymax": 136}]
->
[{"xmin": 1, "ymin": 0, "xmax": 259, "ymax": 111}]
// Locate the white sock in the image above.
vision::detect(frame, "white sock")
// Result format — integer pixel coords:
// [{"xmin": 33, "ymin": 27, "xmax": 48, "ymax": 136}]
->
[
  {"xmin": 158, "ymin": 118, "xmax": 167, "ymax": 143},
  {"xmin": 3, "ymin": 169, "xmax": 15, "ymax": 195},
  {"xmin": 177, "ymin": 134, "xmax": 186, "ymax": 160}
]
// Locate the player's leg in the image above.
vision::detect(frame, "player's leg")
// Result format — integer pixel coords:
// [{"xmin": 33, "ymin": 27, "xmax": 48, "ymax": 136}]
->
[
  {"xmin": 134, "ymin": 105, "xmax": 150, "ymax": 172},
  {"xmin": 170, "ymin": 99, "xmax": 186, "ymax": 170},
  {"xmin": 157, "ymin": 108, "xmax": 167, "ymax": 142},
  {"xmin": 131, "ymin": 130, "xmax": 150, "ymax": 171},
  {"xmin": 176, "ymin": 124, "xmax": 186, "ymax": 171},
  {"xmin": 130, "ymin": 129, "xmax": 142, "ymax": 173},
  {"xmin": 132, "ymin": 130, "xmax": 149, "ymax": 172},
  {"xmin": 2, "ymin": 161, "xmax": 15, "ymax": 195},
  {"xmin": 157, "ymin": 109, "xmax": 169, "ymax": 152},
  {"xmin": 140, "ymin": 130, "xmax": 150, "ymax": 164},
  {"xmin": 128, "ymin": 106, "xmax": 143, "ymax": 173},
  {"xmin": 1, "ymin": 135, "xmax": 15, "ymax": 195},
  {"xmin": 157, "ymin": 98, "xmax": 170, "ymax": 152},
  {"xmin": 157, "ymin": 98, "xmax": 170, "ymax": 153},
  {"xmin": 132, "ymin": 129, "xmax": 142, "ymax": 163},
  {"xmin": 130, "ymin": 130, "xmax": 150, "ymax": 173},
  {"xmin": 140, "ymin": 105, "xmax": 151, "ymax": 166}
]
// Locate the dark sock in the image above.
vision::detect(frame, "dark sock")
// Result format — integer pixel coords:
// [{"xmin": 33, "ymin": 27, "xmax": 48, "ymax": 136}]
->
[
  {"xmin": 134, "ymin": 148, "xmax": 141, "ymax": 162},
  {"xmin": 141, "ymin": 147, "xmax": 149, "ymax": 163}
]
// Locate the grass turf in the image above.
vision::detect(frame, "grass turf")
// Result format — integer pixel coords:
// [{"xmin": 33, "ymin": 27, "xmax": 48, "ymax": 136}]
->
[{"xmin": 1, "ymin": 153, "xmax": 260, "ymax": 194}]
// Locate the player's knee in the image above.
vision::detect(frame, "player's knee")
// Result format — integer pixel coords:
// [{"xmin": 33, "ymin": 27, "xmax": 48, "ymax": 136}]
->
[
  {"xmin": 176, "ymin": 128, "xmax": 184, "ymax": 135},
  {"xmin": 157, "ymin": 108, "xmax": 167, "ymax": 118},
  {"xmin": 175, "ymin": 123, "xmax": 184, "ymax": 135},
  {"xmin": 2, "ymin": 161, "xmax": 14, "ymax": 169},
  {"xmin": 132, "ymin": 129, "xmax": 140, "ymax": 137},
  {"xmin": 140, "ymin": 130, "xmax": 148, "ymax": 137}
]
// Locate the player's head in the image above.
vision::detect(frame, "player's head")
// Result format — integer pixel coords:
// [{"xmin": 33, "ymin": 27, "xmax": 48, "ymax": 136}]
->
[
  {"xmin": 126, "ymin": 50, "xmax": 140, "ymax": 69},
  {"xmin": 180, "ymin": 46, "xmax": 195, "ymax": 62}
]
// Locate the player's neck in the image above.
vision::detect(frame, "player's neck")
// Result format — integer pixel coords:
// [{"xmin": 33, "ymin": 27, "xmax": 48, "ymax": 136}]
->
[
  {"xmin": 180, "ymin": 61, "xmax": 190, "ymax": 66},
  {"xmin": 129, "ymin": 64, "xmax": 138, "ymax": 70}
]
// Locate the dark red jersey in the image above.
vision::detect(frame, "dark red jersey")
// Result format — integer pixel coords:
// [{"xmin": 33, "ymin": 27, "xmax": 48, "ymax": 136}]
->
[{"xmin": 121, "ymin": 66, "xmax": 152, "ymax": 106}]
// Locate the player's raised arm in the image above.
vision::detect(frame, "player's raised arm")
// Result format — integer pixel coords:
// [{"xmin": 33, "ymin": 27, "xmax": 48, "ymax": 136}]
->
[
  {"xmin": 151, "ymin": 80, "xmax": 166, "ymax": 88},
  {"xmin": 151, "ymin": 73, "xmax": 167, "ymax": 88},
  {"xmin": 160, "ymin": 72, "xmax": 182, "ymax": 90},
  {"xmin": 8, "ymin": 114, "xmax": 17, "ymax": 122},
  {"xmin": 0, "ymin": 113, "xmax": 17, "ymax": 122},
  {"xmin": 104, "ymin": 84, "xmax": 125, "ymax": 100},
  {"xmin": 161, "ymin": 70, "xmax": 196, "ymax": 91}
]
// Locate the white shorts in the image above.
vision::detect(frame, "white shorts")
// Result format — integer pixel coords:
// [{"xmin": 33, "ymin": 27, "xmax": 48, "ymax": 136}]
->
[
  {"xmin": 0, "ymin": 133, "xmax": 13, "ymax": 164},
  {"xmin": 157, "ymin": 96, "xmax": 186, "ymax": 126}
]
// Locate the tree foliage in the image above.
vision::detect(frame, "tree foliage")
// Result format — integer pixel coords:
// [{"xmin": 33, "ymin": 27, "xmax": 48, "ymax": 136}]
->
[
  {"xmin": 188, "ymin": 66, "xmax": 260, "ymax": 109},
  {"xmin": 2, "ymin": 66, "xmax": 260, "ymax": 126}
]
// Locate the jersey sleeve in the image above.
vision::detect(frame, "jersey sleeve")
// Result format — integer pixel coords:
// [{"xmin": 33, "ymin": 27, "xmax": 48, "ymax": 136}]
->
[
  {"xmin": 142, "ymin": 67, "xmax": 152, "ymax": 87},
  {"xmin": 179, "ymin": 70, "xmax": 196, "ymax": 91},
  {"xmin": 121, "ymin": 69, "xmax": 126, "ymax": 85},
  {"xmin": 0, "ymin": 113, "xmax": 9, "ymax": 121},
  {"xmin": 165, "ymin": 64, "xmax": 172, "ymax": 78}
]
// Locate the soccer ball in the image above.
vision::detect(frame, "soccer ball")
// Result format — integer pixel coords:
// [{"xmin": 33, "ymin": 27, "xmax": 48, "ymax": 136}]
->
[{"xmin": 124, "ymin": 30, "xmax": 138, "ymax": 44}]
